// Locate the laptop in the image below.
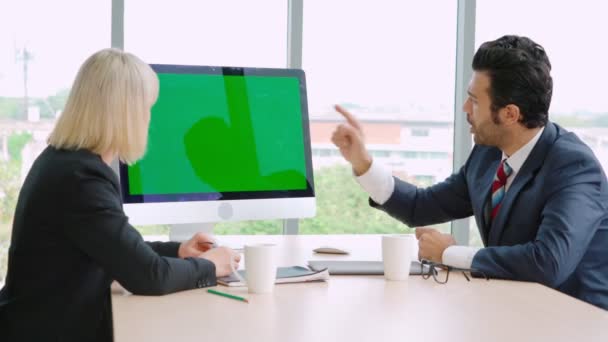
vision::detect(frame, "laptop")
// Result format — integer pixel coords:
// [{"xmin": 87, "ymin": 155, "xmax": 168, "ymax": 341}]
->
[{"xmin": 307, "ymin": 260, "xmax": 428, "ymax": 275}]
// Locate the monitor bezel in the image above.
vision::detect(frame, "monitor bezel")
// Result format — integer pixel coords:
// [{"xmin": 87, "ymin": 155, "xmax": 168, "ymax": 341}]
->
[{"xmin": 118, "ymin": 64, "xmax": 315, "ymax": 205}]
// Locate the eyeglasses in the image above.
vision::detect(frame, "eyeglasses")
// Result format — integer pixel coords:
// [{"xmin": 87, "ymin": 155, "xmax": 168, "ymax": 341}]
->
[{"xmin": 419, "ymin": 259, "xmax": 490, "ymax": 284}]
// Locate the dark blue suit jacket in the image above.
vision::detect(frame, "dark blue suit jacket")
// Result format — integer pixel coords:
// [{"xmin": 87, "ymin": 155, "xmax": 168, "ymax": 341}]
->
[{"xmin": 372, "ymin": 122, "xmax": 608, "ymax": 310}]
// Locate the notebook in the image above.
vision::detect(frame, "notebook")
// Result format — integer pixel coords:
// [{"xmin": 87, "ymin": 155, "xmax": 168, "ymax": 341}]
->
[
  {"xmin": 217, "ymin": 266, "xmax": 330, "ymax": 287},
  {"xmin": 307, "ymin": 260, "xmax": 428, "ymax": 275}
]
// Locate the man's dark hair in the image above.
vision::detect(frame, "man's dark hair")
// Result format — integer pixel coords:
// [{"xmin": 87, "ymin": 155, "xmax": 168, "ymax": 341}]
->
[{"xmin": 472, "ymin": 35, "xmax": 552, "ymax": 128}]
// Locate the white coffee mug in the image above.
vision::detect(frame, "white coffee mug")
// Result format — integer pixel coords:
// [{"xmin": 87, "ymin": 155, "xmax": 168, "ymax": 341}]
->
[
  {"xmin": 382, "ymin": 235, "xmax": 415, "ymax": 281},
  {"xmin": 244, "ymin": 243, "xmax": 278, "ymax": 293}
]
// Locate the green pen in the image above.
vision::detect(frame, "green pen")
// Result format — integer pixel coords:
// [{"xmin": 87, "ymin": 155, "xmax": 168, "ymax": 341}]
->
[{"xmin": 207, "ymin": 289, "xmax": 249, "ymax": 303}]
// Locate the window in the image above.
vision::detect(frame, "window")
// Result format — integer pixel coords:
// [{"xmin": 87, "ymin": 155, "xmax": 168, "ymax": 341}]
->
[
  {"xmin": 470, "ymin": 0, "xmax": 608, "ymax": 247},
  {"xmin": 125, "ymin": 0, "xmax": 288, "ymax": 235},
  {"xmin": 124, "ymin": 0, "xmax": 286, "ymax": 68},
  {"xmin": 0, "ymin": 0, "xmax": 110, "ymax": 284},
  {"xmin": 413, "ymin": 175, "xmax": 435, "ymax": 186},
  {"xmin": 411, "ymin": 128, "xmax": 430, "ymax": 137},
  {"xmin": 323, "ymin": 149, "xmax": 336, "ymax": 157},
  {"xmin": 400, "ymin": 151, "xmax": 417, "ymax": 159},
  {"xmin": 371, "ymin": 150, "xmax": 390, "ymax": 158},
  {"xmin": 300, "ymin": 1, "xmax": 457, "ymax": 234}
]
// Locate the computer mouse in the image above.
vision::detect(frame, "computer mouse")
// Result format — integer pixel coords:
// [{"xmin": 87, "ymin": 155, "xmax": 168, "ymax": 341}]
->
[{"xmin": 313, "ymin": 246, "xmax": 350, "ymax": 255}]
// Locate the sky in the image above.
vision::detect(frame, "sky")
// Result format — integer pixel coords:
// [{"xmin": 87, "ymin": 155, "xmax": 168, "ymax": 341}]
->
[
  {"xmin": 0, "ymin": 0, "xmax": 606, "ymax": 116},
  {"xmin": 476, "ymin": 0, "xmax": 608, "ymax": 114},
  {"xmin": 0, "ymin": 0, "xmax": 109, "ymax": 97}
]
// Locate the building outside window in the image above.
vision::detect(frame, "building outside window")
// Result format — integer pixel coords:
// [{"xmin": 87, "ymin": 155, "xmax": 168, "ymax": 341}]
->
[{"xmin": 300, "ymin": 0, "xmax": 457, "ymax": 235}]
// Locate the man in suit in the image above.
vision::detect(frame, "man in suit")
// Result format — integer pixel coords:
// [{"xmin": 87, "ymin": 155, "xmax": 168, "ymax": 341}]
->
[{"xmin": 332, "ymin": 35, "xmax": 608, "ymax": 310}]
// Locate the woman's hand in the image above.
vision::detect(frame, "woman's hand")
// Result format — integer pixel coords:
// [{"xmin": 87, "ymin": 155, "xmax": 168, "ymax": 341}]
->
[{"xmin": 178, "ymin": 232, "xmax": 216, "ymax": 259}]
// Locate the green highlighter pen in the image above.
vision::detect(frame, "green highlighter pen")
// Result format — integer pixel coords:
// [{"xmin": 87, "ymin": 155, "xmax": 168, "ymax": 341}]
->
[{"xmin": 207, "ymin": 288, "xmax": 249, "ymax": 303}]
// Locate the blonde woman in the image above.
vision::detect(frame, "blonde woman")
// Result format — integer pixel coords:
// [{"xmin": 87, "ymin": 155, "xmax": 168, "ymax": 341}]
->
[{"xmin": 0, "ymin": 49, "xmax": 240, "ymax": 341}]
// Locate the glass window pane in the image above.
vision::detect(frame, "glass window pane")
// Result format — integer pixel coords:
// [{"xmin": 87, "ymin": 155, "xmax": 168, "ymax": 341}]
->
[
  {"xmin": 300, "ymin": 1, "xmax": 457, "ymax": 234},
  {"xmin": 471, "ymin": 1, "xmax": 608, "ymax": 246},
  {"xmin": 125, "ymin": 0, "xmax": 288, "ymax": 235},
  {"xmin": 125, "ymin": 0, "xmax": 287, "ymax": 68},
  {"xmin": 0, "ymin": 0, "xmax": 110, "ymax": 284}
]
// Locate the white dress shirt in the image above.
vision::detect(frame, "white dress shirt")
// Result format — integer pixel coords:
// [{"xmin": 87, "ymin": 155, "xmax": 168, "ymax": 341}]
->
[{"xmin": 356, "ymin": 127, "xmax": 545, "ymax": 269}]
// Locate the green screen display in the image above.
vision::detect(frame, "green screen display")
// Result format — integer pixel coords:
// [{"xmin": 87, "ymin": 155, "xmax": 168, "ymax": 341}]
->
[{"xmin": 127, "ymin": 72, "xmax": 308, "ymax": 195}]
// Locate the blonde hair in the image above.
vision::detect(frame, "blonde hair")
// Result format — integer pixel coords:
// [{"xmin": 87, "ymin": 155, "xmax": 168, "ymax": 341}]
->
[{"xmin": 48, "ymin": 48, "xmax": 159, "ymax": 164}]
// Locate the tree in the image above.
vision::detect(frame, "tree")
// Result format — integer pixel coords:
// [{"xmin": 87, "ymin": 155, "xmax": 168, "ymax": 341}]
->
[
  {"xmin": 299, "ymin": 165, "xmax": 413, "ymax": 234},
  {"xmin": 0, "ymin": 160, "xmax": 19, "ymax": 282},
  {"xmin": 0, "ymin": 87, "xmax": 70, "ymax": 120},
  {"xmin": 0, "ymin": 97, "xmax": 21, "ymax": 119},
  {"xmin": 45, "ymin": 88, "xmax": 70, "ymax": 118},
  {"xmin": 141, "ymin": 165, "xmax": 448, "ymax": 236},
  {"xmin": 8, "ymin": 132, "xmax": 32, "ymax": 161},
  {"xmin": 213, "ymin": 165, "xmax": 411, "ymax": 235},
  {"xmin": 590, "ymin": 113, "xmax": 608, "ymax": 127},
  {"xmin": 0, "ymin": 237, "xmax": 7, "ymax": 282},
  {"xmin": 0, "ymin": 160, "xmax": 20, "ymax": 224}
]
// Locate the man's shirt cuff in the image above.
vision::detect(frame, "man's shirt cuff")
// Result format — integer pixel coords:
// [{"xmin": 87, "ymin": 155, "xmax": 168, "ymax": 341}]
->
[
  {"xmin": 355, "ymin": 160, "xmax": 395, "ymax": 205},
  {"xmin": 442, "ymin": 245, "xmax": 482, "ymax": 269}
]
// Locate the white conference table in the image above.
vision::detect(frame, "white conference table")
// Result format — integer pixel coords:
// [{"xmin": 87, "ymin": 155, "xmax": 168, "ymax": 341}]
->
[{"xmin": 112, "ymin": 235, "xmax": 608, "ymax": 342}]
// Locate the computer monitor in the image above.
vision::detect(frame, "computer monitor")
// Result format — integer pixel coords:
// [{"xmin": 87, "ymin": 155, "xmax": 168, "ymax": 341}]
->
[{"xmin": 117, "ymin": 64, "xmax": 315, "ymax": 232}]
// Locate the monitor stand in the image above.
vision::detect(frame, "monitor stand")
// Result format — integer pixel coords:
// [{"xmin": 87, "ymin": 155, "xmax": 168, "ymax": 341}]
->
[
  {"xmin": 169, "ymin": 223, "xmax": 215, "ymax": 242},
  {"xmin": 168, "ymin": 219, "xmax": 300, "ymax": 241}
]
